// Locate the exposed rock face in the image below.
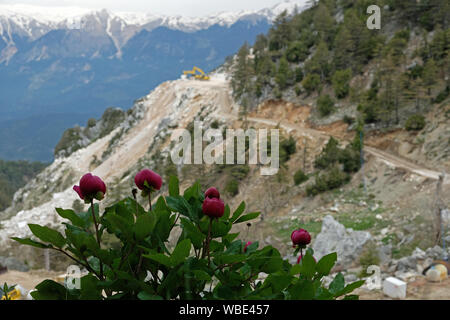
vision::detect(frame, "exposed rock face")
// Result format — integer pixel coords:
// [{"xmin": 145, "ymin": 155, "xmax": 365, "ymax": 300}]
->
[
  {"xmin": 0, "ymin": 256, "xmax": 29, "ymax": 272},
  {"xmin": 312, "ymin": 215, "xmax": 372, "ymax": 268}
]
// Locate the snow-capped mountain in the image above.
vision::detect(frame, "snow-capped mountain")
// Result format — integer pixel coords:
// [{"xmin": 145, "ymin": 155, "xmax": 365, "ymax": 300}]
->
[
  {"xmin": 0, "ymin": 1, "xmax": 308, "ymax": 162},
  {"xmin": 0, "ymin": 1, "xmax": 307, "ymax": 43}
]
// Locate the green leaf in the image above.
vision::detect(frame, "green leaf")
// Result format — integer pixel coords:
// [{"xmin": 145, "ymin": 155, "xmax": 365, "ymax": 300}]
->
[
  {"xmin": 180, "ymin": 218, "xmax": 205, "ymax": 249},
  {"xmin": 166, "ymin": 196, "xmax": 195, "ymax": 221},
  {"xmin": 55, "ymin": 208, "xmax": 85, "ymax": 228},
  {"xmin": 143, "ymin": 253, "xmax": 172, "ymax": 267},
  {"xmin": 138, "ymin": 292, "xmax": 163, "ymax": 300},
  {"xmin": 171, "ymin": 239, "xmax": 191, "ymax": 266},
  {"xmin": 183, "ymin": 181, "xmax": 202, "ymax": 201},
  {"xmin": 336, "ymin": 280, "xmax": 365, "ymax": 297},
  {"xmin": 290, "ymin": 264, "xmax": 302, "ymax": 276},
  {"xmin": 221, "ymin": 204, "xmax": 231, "ymax": 220},
  {"xmin": 28, "ymin": 224, "xmax": 66, "ymax": 248},
  {"xmin": 192, "ymin": 270, "xmax": 211, "ymax": 281},
  {"xmin": 31, "ymin": 280, "xmax": 72, "ymax": 300},
  {"xmin": 234, "ymin": 212, "xmax": 260, "ymax": 224},
  {"xmin": 133, "ymin": 214, "xmax": 157, "ymax": 240},
  {"xmin": 288, "ymin": 279, "xmax": 315, "ymax": 300},
  {"xmin": 216, "ymin": 254, "xmax": 247, "ymax": 265},
  {"xmin": 230, "ymin": 201, "xmax": 246, "ymax": 222},
  {"xmin": 263, "ymin": 274, "xmax": 293, "ymax": 293},
  {"xmin": 316, "ymin": 252, "xmax": 337, "ymax": 276},
  {"xmin": 168, "ymin": 175, "xmax": 180, "ymax": 197},
  {"xmin": 104, "ymin": 214, "xmax": 133, "ymax": 239},
  {"xmin": 11, "ymin": 237, "xmax": 52, "ymax": 249},
  {"xmin": 329, "ymin": 273, "xmax": 345, "ymax": 296},
  {"xmin": 79, "ymin": 274, "xmax": 102, "ymax": 300}
]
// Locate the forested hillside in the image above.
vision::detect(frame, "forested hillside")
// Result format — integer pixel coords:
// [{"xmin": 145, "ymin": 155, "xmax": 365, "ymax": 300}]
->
[
  {"xmin": 231, "ymin": 0, "xmax": 449, "ymax": 127},
  {"xmin": 0, "ymin": 160, "xmax": 47, "ymax": 211}
]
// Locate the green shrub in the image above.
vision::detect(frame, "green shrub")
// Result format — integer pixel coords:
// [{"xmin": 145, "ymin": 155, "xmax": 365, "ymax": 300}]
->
[
  {"xmin": 294, "ymin": 169, "xmax": 309, "ymax": 185},
  {"xmin": 359, "ymin": 242, "xmax": 380, "ymax": 277},
  {"xmin": 405, "ymin": 114, "xmax": 426, "ymax": 131},
  {"xmin": 301, "ymin": 74, "xmax": 321, "ymax": 94},
  {"xmin": 317, "ymin": 94, "xmax": 335, "ymax": 117},
  {"xmin": 280, "ymin": 136, "xmax": 297, "ymax": 164},
  {"xmin": 225, "ymin": 179, "xmax": 239, "ymax": 196},
  {"xmin": 339, "ymin": 146, "xmax": 361, "ymax": 173},
  {"xmin": 434, "ymin": 86, "xmax": 449, "ymax": 103},
  {"xmin": 332, "ymin": 69, "xmax": 352, "ymax": 99},
  {"xmin": 314, "ymin": 137, "xmax": 340, "ymax": 169},
  {"xmin": 230, "ymin": 165, "xmax": 250, "ymax": 180},
  {"xmin": 343, "ymin": 115, "xmax": 355, "ymax": 125},
  {"xmin": 210, "ymin": 120, "xmax": 220, "ymax": 129},
  {"xmin": 306, "ymin": 166, "xmax": 350, "ymax": 196}
]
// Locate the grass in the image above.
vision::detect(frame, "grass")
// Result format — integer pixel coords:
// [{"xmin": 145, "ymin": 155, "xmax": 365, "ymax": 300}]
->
[{"xmin": 273, "ymin": 217, "xmax": 323, "ymax": 240}]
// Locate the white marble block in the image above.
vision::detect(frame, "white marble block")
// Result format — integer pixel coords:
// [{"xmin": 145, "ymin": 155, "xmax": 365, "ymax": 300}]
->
[{"xmin": 383, "ymin": 277, "xmax": 407, "ymax": 299}]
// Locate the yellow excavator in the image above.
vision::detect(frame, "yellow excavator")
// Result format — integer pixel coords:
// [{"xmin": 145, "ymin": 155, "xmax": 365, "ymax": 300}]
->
[{"xmin": 183, "ymin": 66, "xmax": 210, "ymax": 81}]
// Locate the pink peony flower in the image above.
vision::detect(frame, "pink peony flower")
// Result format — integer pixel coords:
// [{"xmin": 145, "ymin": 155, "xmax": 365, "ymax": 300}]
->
[
  {"xmin": 134, "ymin": 169, "xmax": 162, "ymax": 191},
  {"xmin": 202, "ymin": 197, "xmax": 225, "ymax": 218},
  {"xmin": 73, "ymin": 173, "xmax": 106, "ymax": 202},
  {"xmin": 205, "ymin": 187, "xmax": 220, "ymax": 199},
  {"xmin": 291, "ymin": 229, "xmax": 311, "ymax": 246}
]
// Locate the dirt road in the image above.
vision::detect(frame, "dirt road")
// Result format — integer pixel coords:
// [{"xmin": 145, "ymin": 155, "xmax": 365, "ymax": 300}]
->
[{"xmin": 207, "ymin": 77, "xmax": 449, "ymax": 184}]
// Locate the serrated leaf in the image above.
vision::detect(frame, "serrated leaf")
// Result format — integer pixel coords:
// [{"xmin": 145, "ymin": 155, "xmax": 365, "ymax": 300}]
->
[{"xmin": 28, "ymin": 224, "xmax": 66, "ymax": 248}]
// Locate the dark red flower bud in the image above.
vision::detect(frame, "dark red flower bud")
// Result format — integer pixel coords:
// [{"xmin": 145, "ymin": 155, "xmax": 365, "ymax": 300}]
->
[
  {"xmin": 202, "ymin": 197, "xmax": 225, "ymax": 218},
  {"xmin": 73, "ymin": 173, "xmax": 106, "ymax": 202},
  {"xmin": 291, "ymin": 229, "xmax": 311, "ymax": 246},
  {"xmin": 205, "ymin": 187, "xmax": 220, "ymax": 199},
  {"xmin": 244, "ymin": 241, "xmax": 253, "ymax": 253},
  {"xmin": 134, "ymin": 169, "xmax": 162, "ymax": 191}
]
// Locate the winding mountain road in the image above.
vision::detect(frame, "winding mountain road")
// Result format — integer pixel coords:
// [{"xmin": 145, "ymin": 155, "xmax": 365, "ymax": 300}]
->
[{"xmin": 205, "ymin": 76, "xmax": 449, "ymax": 185}]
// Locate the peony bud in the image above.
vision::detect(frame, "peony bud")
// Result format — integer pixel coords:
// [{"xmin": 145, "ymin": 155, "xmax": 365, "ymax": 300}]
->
[
  {"xmin": 291, "ymin": 229, "xmax": 311, "ymax": 246},
  {"xmin": 205, "ymin": 187, "xmax": 220, "ymax": 199},
  {"xmin": 202, "ymin": 197, "xmax": 225, "ymax": 218},
  {"xmin": 73, "ymin": 173, "xmax": 106, "ymax": 203},
  {"xmin": 134, "ymin": 169, "xmax": 162, "ymax": 192}
]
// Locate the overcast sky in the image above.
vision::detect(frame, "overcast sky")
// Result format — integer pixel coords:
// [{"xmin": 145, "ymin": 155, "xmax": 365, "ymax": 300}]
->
[{"xmin": 0, "ymin": 0, "xmax": 308, "ymax": 16}]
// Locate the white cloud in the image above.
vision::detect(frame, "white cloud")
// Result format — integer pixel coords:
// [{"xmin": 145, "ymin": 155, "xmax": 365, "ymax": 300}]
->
[{"xmin": 0, "ymin": 0, "xmax": 309, "ymax": 17}]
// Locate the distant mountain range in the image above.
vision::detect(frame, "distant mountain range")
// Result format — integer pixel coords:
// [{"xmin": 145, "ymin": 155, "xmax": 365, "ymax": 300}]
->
[{"xmin": 0, "ymin": 1, "xmax": 306, "ymax": 162}]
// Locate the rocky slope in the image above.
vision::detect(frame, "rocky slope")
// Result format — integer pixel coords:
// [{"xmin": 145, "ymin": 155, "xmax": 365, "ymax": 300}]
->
[{"xmin": 0, "ymin": 66, "xmax": 449, "ymax": 282}]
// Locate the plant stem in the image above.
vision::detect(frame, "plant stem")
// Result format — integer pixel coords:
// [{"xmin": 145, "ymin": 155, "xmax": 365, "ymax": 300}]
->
[
  {"xmin": 90, "ymin": 199, "xmax": 104, "ymax": 280},
  {"xmin": 206, "ymin": 218, "xmax": 213, "ymax": 266},
  {"xmin": 148, "ymin": 192, "xmax": 152, "ymax": 211}
]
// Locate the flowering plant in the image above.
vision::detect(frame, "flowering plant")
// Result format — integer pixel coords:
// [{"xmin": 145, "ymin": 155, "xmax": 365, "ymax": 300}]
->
[{"xmin": 12, "ymin": 173, "xmax": 363, "ymax": 300}]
